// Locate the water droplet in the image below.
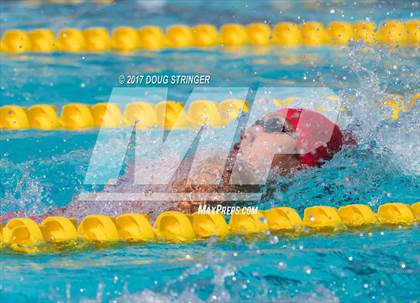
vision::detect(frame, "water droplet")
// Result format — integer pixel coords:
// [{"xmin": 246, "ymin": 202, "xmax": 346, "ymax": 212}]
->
[
  {"xmin": 278, "ymin": 261, "xmax": 286, "ymax": 269},
  {"xmin": 380, "ymin": 280, "xmax": 385, "ymax": 286},
  {"xmin": 269, "ymin": 235, "xmax": 279, "ymax": 244}
]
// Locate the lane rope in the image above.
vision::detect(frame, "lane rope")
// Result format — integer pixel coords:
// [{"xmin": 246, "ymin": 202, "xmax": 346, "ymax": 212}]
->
[
  {"xmin": 0, "ymin": 202, "xmax": 418, "ymax": 253},
  {"xmin": 0, "ymin": 20, "xmax": 418, "ymax": 53},
  {"xmin": 0, "ymin": 93, "xmax": 417, "ymax": 130}
]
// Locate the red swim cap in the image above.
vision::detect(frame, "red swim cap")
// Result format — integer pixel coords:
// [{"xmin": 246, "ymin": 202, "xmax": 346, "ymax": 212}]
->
[{"xmin": 277, "ymin": 108, "xmax": 344, "ymax": 167}]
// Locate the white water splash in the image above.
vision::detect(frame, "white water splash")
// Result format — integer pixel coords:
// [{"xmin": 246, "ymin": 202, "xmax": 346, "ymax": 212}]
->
[
  {"xmin": 341, "ymin": 45, "xmax": 420, "ymax": 176},
  {"xmin": 377, "ymin": 105, "xmax": 420, "ymax": 176}
]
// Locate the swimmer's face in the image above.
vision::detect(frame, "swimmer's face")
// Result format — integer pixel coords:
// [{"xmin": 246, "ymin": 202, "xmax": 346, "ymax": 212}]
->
[{"xmin": 236, "ymin": 112, "xmax": 298, "ymax": 174}]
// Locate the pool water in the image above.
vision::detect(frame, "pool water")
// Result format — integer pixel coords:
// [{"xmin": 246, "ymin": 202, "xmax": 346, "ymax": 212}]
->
[
  {"xmin": 0, "ymin": 228, "xmax": 419, "ymax": 302},
  {"xmin": 1, "ymin": 1, "xmax": 419, "ymax": 302}
]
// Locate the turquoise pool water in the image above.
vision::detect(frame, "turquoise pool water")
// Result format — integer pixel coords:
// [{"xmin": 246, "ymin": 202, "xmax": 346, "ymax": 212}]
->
[{"xmin": 1, "ymin": 1, "xmax": 420, "ymax": 302}]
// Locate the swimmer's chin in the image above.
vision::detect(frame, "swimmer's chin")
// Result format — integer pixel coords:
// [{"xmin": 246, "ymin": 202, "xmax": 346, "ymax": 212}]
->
[
  {"xmin": 231, "ymin": 159, "xmax": 275, "ymax": 184},
  {"xmin": 236, "ymin": 156, "xmax": 299, "ymax": 182}
]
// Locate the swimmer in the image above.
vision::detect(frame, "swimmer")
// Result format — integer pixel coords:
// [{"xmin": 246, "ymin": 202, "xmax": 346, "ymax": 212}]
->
[{"xmin": 34, "ymin": 108, "xmax": 348, "ymax": 220}]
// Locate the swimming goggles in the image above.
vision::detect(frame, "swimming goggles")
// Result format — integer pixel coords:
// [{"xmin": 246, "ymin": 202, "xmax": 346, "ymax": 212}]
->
[{"xmin": 253, "ymin": 117, "xmax": 293, "ymax": 134}]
